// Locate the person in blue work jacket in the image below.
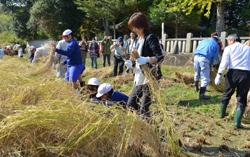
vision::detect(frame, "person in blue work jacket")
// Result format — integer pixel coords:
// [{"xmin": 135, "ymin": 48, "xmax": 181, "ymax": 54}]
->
[
  {"xmin": 55, "ymin": 29, "xmax": 85, "ymax": 91},
  {"xmin": 194, "ymin": 32, "xmax": 220, "ymax": 100},
  {"xmin": 0, "ymin": 48, "xmax": 4, "ymax": 59},
  {"xmin": 96, "ymin": 83, "xmax": 129, "ymax": 106}
]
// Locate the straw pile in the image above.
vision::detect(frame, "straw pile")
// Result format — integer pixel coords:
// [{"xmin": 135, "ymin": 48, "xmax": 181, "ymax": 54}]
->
[
  {"xmin": 30, "ymin": 41, "xmax": 56, "ymax": 76},
  {"xmin": 210, "ymin": 69, "xmax": 224, "ymax": 92},
  {"xmin": 0, "ymin": 57, "xmax": 184, "ymax": 156},
  {"xmin": 175, "ymin": 72, "xmax": 194, "ymax": 85}
]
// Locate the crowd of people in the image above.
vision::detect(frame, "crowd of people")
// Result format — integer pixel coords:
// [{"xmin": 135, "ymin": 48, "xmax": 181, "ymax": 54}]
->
[{"xmin": 0, "ymin": 12, "xmax": 249, "ymax": 129}]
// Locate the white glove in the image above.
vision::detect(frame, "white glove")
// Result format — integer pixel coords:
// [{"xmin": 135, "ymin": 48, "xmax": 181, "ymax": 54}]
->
[
  {"xmin": 125, "ymin": 60, "xmax": 133, "ymax": 70},
  {"xmin": 214, "ymin": 74, "xmax": 222, "ymax": 85},
  {"xmin": 136, "ymin": 56, "xmax": 150, "ymax": 65}
]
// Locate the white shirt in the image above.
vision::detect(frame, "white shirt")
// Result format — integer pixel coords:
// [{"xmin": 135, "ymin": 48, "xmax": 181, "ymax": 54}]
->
[
  {"xmin": 32, "ymin": 46, "xmax": 49, "ymax": 63},
  {"xmin": 134, "ymin": 37, "xmax": 148, "ymax": 86},
  {"xmin": 218, "ymin": 42, "xmax": 250, "ymax": 74},
  {"xmin": 55, "ymin": 40, "xmax": 68, "ymax": 64}
]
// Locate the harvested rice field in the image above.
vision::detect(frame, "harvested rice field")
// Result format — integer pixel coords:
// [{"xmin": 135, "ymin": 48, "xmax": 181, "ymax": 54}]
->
[{"xmin": 0, "ymin": 56, "xmax": 249, "ymax": 157}]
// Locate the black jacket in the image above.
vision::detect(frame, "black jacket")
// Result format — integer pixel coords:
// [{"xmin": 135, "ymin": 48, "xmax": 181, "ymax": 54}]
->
[
  {"xmin": 140, "ymin": 32, "xmax": 164, "ymax": 80},
  {"xmin": 142, "ymin": 32, "xmax": 164, "ymax": 63}
]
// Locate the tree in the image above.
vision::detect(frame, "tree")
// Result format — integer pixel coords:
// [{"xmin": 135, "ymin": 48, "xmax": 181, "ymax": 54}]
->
[
  {"xmin": 74, "ymin": 0, "xmax": 153, "ymax": 37},
  {"xmin": 0, "ymin": 0, "xmax": 35, "ymax": 39},
  {"xmin": 156, "ymin": 0, "xmax": 233, "ymax": 34},
  {"xmin": 149, "ymin": 0, "xmax": 201, "ymax": 37},
  {"xmin": 28, "ymin": 0, "xmax": 84, "ymax": 39}
]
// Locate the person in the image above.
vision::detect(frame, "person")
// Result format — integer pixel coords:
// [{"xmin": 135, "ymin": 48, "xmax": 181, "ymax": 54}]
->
[
  {"xmin": 87, "ymin": 77, "xmax": 100, "ymax": 103},
  {"xmin": 127, "ymin": 32, "xmax": 138, "ymax": 55},
  {"xmin": 193, "ymin": 32, "xmax": 220, "ymax": 100},
  {"xmin": 55, "ymin": 39, "xmax": 68, "ymax": 78},
  {"xmin": 0, "ymin": 48, "xmax": 4, "ymax": 59},
  {"xmin": 28, "ymin": 46, "xmax": 36, "ymax": 63},
  {"xmin": 214, "ymin": 34, "xmax": 250, "ymax": 129},
  {"xmin": 88, "ymin": 37, "xmax": 99, "ymax": 69},
  {"xmin": 13, "ymin": 43, "xmax": 23, "ymax": 57},
  {"xmin": 96, "ymin": 83, "xmax": 128, "ymax": 106},
  {"xmin": 32, "ymin": 45, "xmax": 49, "ymax": 63},
  {"xmin": 55, "ymin": 29, "xmax": 85, "ymax": 91},
  {"xmin": 110, "ymin": 36, "xmax": 127, "ymax": 76},
  {"xmin": 4, "ymin": 46, "xmax": 12, "ymax": 56},
  {"xmin": 79, "ymin": 35, "xmax": 88, "ymax": 65},
  {"xmin": 127, "ymin": 12, "xmax": 164, "ymax": 117},
  {"xmin": 101, "ymin": 35, "xmax": 112, "ymax": 67},
  {"xmin": 245, "ymin": 33, "xmax": 250, "ymax": 46}
]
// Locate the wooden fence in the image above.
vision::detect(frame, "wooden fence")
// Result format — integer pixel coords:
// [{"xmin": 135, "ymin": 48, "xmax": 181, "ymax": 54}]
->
[{"xmin": 162, "ymin": 32, "xmax": 250, "ymax": 54}]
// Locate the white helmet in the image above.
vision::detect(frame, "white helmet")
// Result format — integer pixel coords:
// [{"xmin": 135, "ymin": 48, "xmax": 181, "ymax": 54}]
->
[{"xmin": 87, "ymin": 78, "xmax": 100, "ymax": 86}]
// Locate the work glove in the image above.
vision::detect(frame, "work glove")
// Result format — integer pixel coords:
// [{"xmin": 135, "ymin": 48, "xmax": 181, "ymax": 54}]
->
[
  {"xmin": 136, "ymin": 56, "xmax": 150, "ymax": 65},
  {"xmin": 125, "ymin": 60, "xmax": 133, "ymax": 70},
  {"xmin": 214, "ymin": 74, "xmax": 222, "ymax": 85}
]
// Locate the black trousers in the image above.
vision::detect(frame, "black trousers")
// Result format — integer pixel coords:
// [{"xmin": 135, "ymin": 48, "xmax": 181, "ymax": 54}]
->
[
  {"xmin": 103, "ymin": 54, "xmax": 111, "ymax": 67},
  {"xmin": 221, "ymin": 69, "xmax": 250, "ymax": 111},
  {"xmin": 127, "ymin": 84, "xmax": 152, "ymax": 116},
  {"xmin": 113, "ymin": 56, "xmax": 124, "ymax": 76}
]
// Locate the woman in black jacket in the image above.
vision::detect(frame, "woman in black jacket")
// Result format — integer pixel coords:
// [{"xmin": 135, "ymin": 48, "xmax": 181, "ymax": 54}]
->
[{"xmin": 127, "ymin": 12, "xmax": 164, "ymax": 117}]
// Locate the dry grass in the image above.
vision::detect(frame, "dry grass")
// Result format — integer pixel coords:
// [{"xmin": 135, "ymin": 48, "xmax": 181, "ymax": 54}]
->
[
  {"xmin": 175, "ymin": 72, "xmax": 194, "ymax": 85},
  {"xmin": 210, "ymin": 69, "xmax": 224, "ymax": 92},
  {"xmin": 0, "ymin": 57, "xmax": 186, "ymax": 157}
]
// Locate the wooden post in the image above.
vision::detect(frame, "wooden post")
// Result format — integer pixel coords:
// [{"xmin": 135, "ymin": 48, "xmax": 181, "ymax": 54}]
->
[
  {"xmin": 220, "ymin": 31, "xmax": 227, "ymax": 49},
  {"xmin": 161, "ymin": 23, "xmax": 166, "ymax": 51},
  {"xmin": 185, "ymin": 33, "xmax": 193, "ymax": 53}
]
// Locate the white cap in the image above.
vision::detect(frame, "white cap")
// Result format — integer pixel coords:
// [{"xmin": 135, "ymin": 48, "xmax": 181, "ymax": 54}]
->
[
  {"xmin": 62, "ymin": 29, "xmax": 72, "ymax": 36},
  {"xmin": 87, "ymin": 78, "xmax": 100, "ymax": 86},
  {"xmin": 96, "ymin": 83, "xmax": 112, "ymax": 98},
  {"xmin": 29, "ymin": 46, "xmax": 35, "ymax": 50}
]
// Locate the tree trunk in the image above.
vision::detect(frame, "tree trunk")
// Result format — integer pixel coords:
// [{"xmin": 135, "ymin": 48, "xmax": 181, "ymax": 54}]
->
[
  {"xmin": 113, "ymin": 22, "xmax": 116, "ymax": 39},
  {"xmin": 216, "ymin": 0, "xmax": 225, "ymax": 34},
  {"xmin": 103, "ymin": 18, "xmax": 110, "ymax": 35}
]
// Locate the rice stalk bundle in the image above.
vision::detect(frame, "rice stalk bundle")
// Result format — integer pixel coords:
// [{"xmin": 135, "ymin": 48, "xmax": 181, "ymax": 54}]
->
[
  {"xmin": 210, "ymin": 69, "xmax": 224, "ymax": 92},
  {"xmin": 175, "ymin": 72, "xmax": 194, "ymax": 85},
  {"xmin": 30, "ymin": 41, "xmax": 56, "ymax": 76}
]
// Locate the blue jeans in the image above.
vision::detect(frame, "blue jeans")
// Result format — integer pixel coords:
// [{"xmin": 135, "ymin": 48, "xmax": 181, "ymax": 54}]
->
[
  {"xmin": 194, "ymin": 55, "xmax": 210, "ymax": 87},
  {"xmin": 91, "ymin": 57, "xmax": 97, "ymax": 69},
  {"xmin": 103, "ymin": 54, "xmax": 111, "ymax": 67}
]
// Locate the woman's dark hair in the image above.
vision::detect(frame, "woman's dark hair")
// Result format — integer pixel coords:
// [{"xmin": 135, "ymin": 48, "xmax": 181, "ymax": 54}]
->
[{"xmin": 128, "ymin": 12, "xmax": 149, "ymax": 31}]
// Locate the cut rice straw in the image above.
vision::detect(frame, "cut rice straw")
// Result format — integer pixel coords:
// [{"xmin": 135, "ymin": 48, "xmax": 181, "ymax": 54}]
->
[
  {"xmin": 131, "ymin": 51, "xmax": 183, "ymax": 156},
  {"xmin": 30, "ymin": 41, "xmax": 56, "ymax": 76}
]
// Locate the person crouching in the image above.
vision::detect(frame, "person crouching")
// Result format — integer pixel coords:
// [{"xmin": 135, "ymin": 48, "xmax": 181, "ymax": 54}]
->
[
  {"xmin": 96, "ymin": 83, "xmax": 128, "ymax": 106},
  {"xmin": 87, "ymin": 78, "xmax": 100, "ymax": 100}
]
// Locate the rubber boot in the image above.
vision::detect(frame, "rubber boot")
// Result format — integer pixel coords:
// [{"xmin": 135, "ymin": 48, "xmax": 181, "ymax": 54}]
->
[
  {"xmin": 234, "ymin": 107, "xmax": 244, "ymax": 129},
  {"xmin": 220, "ymin": 103, "xmax": 228, "ymax": 118},
  {"xmin": 199, "ymin": 87, "xmax": 210, "ymax": 100},
  {"xmin": 195, "ymin": 81, "xmax": 199, "ymax": 92}
]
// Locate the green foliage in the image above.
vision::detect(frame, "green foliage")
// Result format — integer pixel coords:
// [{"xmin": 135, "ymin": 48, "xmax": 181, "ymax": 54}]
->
[
  {"xmin": 0, "ymin": 31, "xmax": 25, "ymax": 46},
  {"xmin": 28, "ymin": 0, "xmax": 84, "ymax": 39},
  {"xmin": 0, "ymin": 12, "xmax": 11, "ymax": 31},
  {"xmin": 74, "ymin": 0, "xmax": 153, "ymax": 36},
  {"xmin": 149, "ymin": 0, "xmax": 201, "ymax": 37}
]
